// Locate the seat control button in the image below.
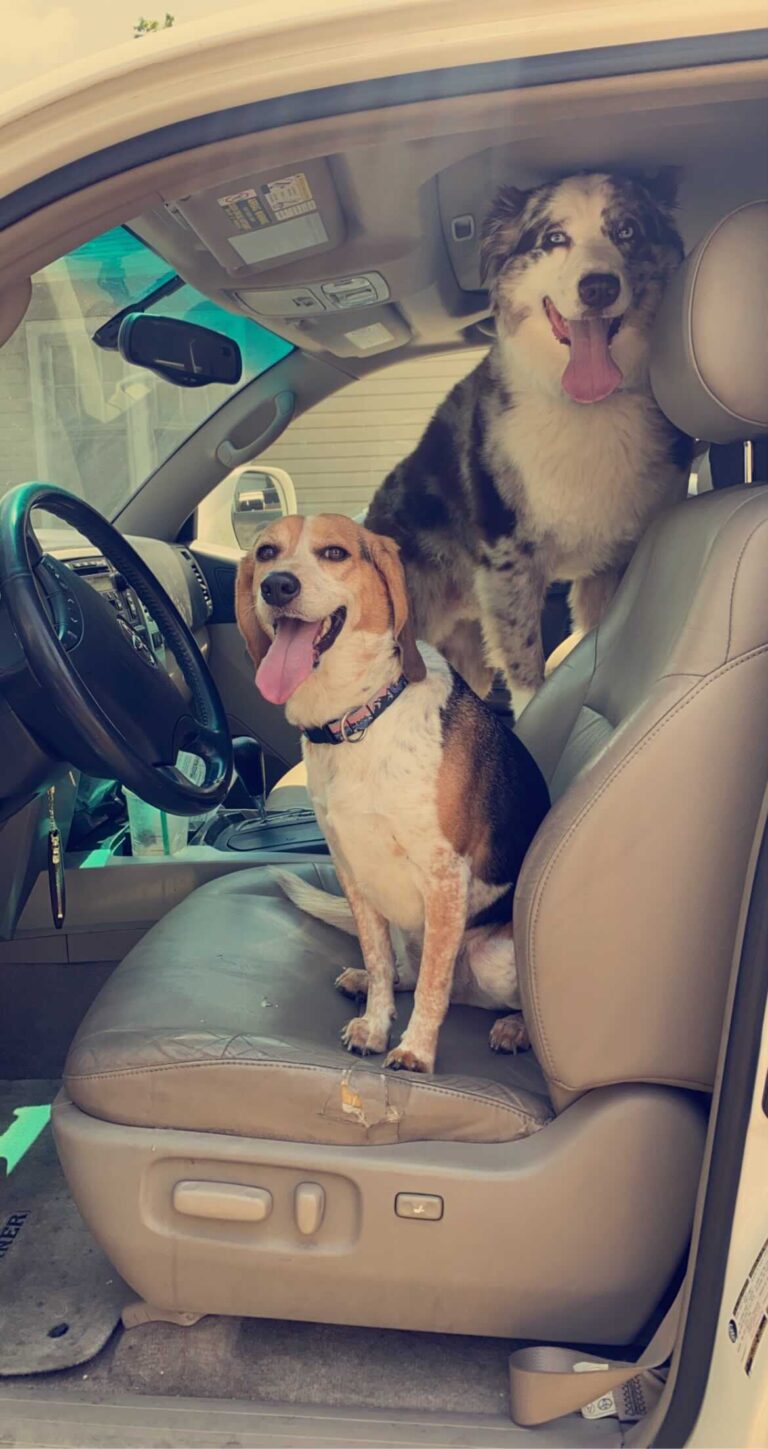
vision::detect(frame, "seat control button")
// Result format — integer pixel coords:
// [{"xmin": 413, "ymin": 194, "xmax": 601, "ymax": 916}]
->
[
  {"xmin": 395, "ymin": 1192, "xmax": 443, "ymax": 1221},
  {"xmin": 173, "ymin": 1181, "xmax": 272, "ymax": 1223},
  {"xmin": 294, "ymin": 1181, "xmax": 325, "ymax": 1236}
]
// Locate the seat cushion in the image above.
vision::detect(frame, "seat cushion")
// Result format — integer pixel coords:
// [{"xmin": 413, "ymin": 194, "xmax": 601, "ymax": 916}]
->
[
  {"xmin": 64, "ymin": 866, "xmax": 552, "ymax": 1146},
  {"xmin": 266, "ymin": 760, "xmax": 310, "ymax": 813}
]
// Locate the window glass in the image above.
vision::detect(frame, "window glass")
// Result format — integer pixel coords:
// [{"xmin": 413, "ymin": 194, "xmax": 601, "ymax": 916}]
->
[
  {"xmin": 0, "ymin": 226, "xmax": 293, "ymax": 525},
  {"xmin": 196, "ymin": 347, "xmax": 488, "ymax": 547}
]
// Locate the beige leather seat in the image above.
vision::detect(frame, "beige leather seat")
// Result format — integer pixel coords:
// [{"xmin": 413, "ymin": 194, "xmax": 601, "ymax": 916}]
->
[{"xmin": 55, "ymin": 203, "xmax": 768, "ymax": 1346}]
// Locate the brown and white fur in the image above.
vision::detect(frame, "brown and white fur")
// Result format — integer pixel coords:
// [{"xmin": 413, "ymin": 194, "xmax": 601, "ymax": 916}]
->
[
  {"xmin": 365, "ymin": 170, "xmax": 693, "ymax": 714},
  {"xmin": 235, "ymin": 514, "xmax": 549, "ymax": 1074}
]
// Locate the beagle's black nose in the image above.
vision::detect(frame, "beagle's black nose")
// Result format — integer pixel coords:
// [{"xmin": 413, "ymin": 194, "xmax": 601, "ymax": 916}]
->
[
  {"xmin": 577, "ymin": 272, "xmax": 621, "ymax": 310},
  {"xmin": 261, "ymin": 571, "xmax": 301, "ymax": 606}
]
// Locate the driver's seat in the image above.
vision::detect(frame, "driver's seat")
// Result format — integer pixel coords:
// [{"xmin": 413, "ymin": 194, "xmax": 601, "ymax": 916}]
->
[{"xmin": 55, "ymin": 203, "xmax": 768, "ymax": 1347}]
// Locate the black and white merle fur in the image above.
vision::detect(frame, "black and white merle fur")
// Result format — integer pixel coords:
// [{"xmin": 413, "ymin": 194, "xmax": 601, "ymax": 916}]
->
[{"xmin": 366, "ymin": 170, "xmax": 694, "ymax": 709}]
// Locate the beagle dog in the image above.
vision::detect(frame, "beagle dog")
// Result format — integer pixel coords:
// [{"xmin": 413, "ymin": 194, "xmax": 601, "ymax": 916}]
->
[{"xmin": 235, "ymin": 514, "xmax": 549, "ymax": 1074}]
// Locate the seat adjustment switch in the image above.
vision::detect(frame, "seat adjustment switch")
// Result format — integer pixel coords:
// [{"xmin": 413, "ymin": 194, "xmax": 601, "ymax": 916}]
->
[
  {"xmin": 173, "ymin": 1181, "xmax": 272, "ymax": 1222},
  {"xmin": 294, "ymin": 1181, "xmax": 325, "ymax": 1236},
  {"xmin": 395, "ymin": 1192, "xmax": 443, "ymax": 1221}
]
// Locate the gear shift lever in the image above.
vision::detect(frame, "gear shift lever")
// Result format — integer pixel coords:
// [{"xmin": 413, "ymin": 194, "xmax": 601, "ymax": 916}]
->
[{"xmin": 229, "ymin": 736, "xmax": 267, "ymax": 815}]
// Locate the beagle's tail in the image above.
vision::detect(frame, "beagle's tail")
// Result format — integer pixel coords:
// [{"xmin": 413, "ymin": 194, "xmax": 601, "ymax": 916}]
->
[{"xmin": 273, "ymin": 870, "xmax": 358, "ymax": 937}]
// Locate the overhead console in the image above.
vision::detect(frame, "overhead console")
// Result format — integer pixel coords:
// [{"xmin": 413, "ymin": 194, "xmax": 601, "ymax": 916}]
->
[
  {"xmin": 132, "ymin": 141, "xmax": 497, "ymax": 365},
  {"xmin": 437, "ymin": 146, "xmax": 546, "ymax": 294},
  {"xmin": 174, "ymin": 159, "xmax": 345, "ymax": 275},
  {"xmin": 158, "ymin": 155, "xmax": 417, "ymax": 359}
]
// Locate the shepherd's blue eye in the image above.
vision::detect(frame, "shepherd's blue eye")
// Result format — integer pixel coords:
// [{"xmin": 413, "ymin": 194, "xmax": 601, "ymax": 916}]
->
[
  {"xmin": 543, "ymin": 228, "xmax": 568, "ymax": 247},
  {"xmin": 616, "ymin": 221, "xmax": 636, "ymax": 242}
]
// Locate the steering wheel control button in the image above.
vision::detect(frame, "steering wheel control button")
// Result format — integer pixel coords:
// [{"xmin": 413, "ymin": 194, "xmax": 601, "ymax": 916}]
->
[
  {"xmin": 172, "ymin": 1181, "xmax": 273, "ymax": 1223},
  {"xmin": 294, "ymin": 1182, "xmax": 325, "ymax": 1236},
  {"xmin": 116, "ymin": 615, "xmax": 157, "ymax": 667},
  {"xmin": 395, "ymin": 1193, "xmax": 444, "ymax": 1221}
]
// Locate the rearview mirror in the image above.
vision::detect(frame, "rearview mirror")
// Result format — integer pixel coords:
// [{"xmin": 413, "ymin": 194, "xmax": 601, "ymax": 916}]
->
[
  {"xmin": 117, "ymin": 313, "xmax": 242, "ymax": 388},
  {"xmin": 231, "ymin": 465, "xmax": 297, "ymax": 550}
]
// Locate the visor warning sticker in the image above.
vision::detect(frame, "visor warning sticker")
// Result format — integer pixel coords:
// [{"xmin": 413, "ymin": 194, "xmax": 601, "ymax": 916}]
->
[
  {"xmin": 262, "ymin": 174, "xmax": 316, "ymax": 222},
  {"xmin": 217, "ymin": 188, "xmax": 270, "ymax": 233},
  {"xmin": 728, "ymin": 1237, "xmax": 768, "ymax": 1376},
  {"xmin": 217, "ymin": 174, "xmax": 317, "ymax": 235}
]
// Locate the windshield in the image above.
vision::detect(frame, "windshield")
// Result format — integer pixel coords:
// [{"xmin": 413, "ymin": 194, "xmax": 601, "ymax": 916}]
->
[{"xmin": 0, "ymin": 226, "xmax": 293, "ymax": 525}]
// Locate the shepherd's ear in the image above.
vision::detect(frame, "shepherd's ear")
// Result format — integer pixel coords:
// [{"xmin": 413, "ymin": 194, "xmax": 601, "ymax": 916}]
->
[
  {"xmin": 480, "ymin": 185, "xmax": 530, "ymax": 284},
  {"xmin": 642, "ymin": 166, "xmax": 681, "ymax": 211},
  {"xmin": 366, "ymin": 532, "xmax": 427, "ymax": 683},
  {"xmin": 235, "ymin": 554, "xmax": 271, "ymax": 670}
]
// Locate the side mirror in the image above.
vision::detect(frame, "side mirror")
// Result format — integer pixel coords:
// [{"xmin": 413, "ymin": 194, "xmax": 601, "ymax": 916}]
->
[
  {"xmin": 231, "ymin": 465, "xmax": 297, "ymax": 550},
  {"xmin": 117, "ymin": 313, "xmax": 242, "ymax": 388}
]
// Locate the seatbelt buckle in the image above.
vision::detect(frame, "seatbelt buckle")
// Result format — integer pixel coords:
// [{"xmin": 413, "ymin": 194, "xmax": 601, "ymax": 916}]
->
[{"xmin": 581, "ymin": 1369, "xmax": 666, "ymax": 1422}]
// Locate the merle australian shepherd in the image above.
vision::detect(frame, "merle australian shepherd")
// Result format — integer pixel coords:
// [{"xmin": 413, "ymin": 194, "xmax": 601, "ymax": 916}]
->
[{"xmin": 366, "ymin": 171, "xmax": 693, "ymax": 712}]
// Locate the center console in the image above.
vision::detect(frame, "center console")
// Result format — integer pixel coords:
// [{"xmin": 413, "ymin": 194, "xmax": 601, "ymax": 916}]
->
[
  {"xmin": 197, "ymin": 735, "xmax": 328, "ymax": 855},
  {"xmin": 199, "ymin": 804, "xmax": 328, "ymax": 854}
]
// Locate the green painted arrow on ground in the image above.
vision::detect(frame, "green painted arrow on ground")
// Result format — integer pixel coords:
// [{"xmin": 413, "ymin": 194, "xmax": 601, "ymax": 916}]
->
[{"xmin": 0, "ymin": 1105, "xmax": 51, "ymax": 1176}]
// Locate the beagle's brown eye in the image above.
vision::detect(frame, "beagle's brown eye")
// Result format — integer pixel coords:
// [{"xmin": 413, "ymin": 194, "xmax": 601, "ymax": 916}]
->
[
  {"xmin": 320, "ymin": 546, "xmax": 349, "ymax": 562},
  {"xmin": 256, "ymin": 543, "xmax": 278, "ymax": 562}
]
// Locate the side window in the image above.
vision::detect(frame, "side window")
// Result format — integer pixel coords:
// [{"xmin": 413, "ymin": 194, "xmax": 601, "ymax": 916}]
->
[{"xmin": 195, "ymin": 347, "xmax": 487, "ymax": 547}]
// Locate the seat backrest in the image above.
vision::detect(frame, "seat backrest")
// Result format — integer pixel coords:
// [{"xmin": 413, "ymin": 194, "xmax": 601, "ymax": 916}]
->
[{"xmin": 514, "ymin": 201, "xmax": 768, "ymax": 1112}]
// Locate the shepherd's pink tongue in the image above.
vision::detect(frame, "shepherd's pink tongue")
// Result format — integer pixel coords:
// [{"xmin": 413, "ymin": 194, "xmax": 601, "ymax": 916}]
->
[
  {"xmin": 561, "ymin": 317, "xmax": 623, "ymax": 404},
  {"xmin": 256, "ymin": 617, "xmax": 318, "ymax": 705}
]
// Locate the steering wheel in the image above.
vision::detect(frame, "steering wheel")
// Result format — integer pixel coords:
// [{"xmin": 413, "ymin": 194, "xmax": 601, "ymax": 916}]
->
[{"xmin": 0, "ymin": 482, "xmax": 233, "ymax": 815}]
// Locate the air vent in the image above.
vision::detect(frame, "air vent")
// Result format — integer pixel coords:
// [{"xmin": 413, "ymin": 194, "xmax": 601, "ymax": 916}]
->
[{"xmin": 180, "ymin": 548, "xmax": 213, "ymax": 619}]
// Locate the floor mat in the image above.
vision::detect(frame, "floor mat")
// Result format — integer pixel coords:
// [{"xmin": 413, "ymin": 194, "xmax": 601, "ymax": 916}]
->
[
  {"xmin": 0, "ymin": 1080, "xmax": 128, "ymax": 1375},
  {"xmin": 50, "ymin": 1314, "xmax": 514, "ymax": 1414}
]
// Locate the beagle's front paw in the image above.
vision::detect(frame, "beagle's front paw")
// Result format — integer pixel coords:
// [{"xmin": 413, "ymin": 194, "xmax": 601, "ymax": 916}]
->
[
  {"xmin": 341, "ymin": 1014, "xmax": 389, "ymax": 1056},
  {"xmin": 335, "ymin": 967, "xmax": 369, "ymax": 999},
  {"xmin": 384, "ymin": 1043, "xmax": 433, "ymax": 1074},
  {"xmin": 489, "ymin": 1013, "xmax": 530, "ymax": 1054}
]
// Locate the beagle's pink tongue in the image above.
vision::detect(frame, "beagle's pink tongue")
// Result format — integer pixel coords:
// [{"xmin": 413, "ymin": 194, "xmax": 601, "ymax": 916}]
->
[
  {"xmin": 256, "ymin": 617, "xmax": 318, "ymax": 705},
  {"xmin": 562, "ymin": 317, "xmax": 623, "ymax": 404}
]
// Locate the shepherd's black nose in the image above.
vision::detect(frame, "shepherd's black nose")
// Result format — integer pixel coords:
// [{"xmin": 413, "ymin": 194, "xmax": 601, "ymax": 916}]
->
[
  {"xmin": 578, "ymin": 272, "xmax": 621, "ymax": 309},
  {"xmin": 261, "ymin": 571, "xmax": 301, "ymax": 606}
]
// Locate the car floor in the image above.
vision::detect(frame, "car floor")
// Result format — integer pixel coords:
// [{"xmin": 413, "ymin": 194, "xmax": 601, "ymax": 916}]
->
[{"xmin": 44, "ymin": 1314, "xmax": 515, "ymax": 1415}]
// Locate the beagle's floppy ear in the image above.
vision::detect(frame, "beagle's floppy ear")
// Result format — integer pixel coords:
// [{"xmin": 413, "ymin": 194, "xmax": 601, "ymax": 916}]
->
[
  {"xmin": 235, "ymin": 553, "xmax": 271, "ymax": 670},
  {"xmin": 366, "ymin": 531, "xmax": 427, "ymax": 683}
]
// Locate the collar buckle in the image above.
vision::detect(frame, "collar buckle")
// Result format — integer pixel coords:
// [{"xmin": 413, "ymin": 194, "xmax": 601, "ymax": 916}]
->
[
  {"xmin": 303, "ymin": 674, "xmax": 409, "ymax": 747},
  {"xmin": 339, "ymin": 710, "xmax": 368, "ymax": 743}
]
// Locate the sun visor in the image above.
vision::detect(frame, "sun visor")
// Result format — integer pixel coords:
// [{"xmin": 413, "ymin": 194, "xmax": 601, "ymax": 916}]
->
[{"xmin": 174, "ymin": 159, "xmax": 345, "ymax": 277}]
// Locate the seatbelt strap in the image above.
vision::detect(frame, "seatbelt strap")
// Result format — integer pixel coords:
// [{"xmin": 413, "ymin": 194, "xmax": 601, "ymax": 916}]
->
[{"xmin": 508, "ymin": 1282, "xmax": 684, "ymax": 1427}]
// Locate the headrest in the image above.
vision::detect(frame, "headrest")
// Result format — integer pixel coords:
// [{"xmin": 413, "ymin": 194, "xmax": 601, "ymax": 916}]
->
[{"xmin": 650, "ymin": 201, "xmax": 768, "ymax": 444}]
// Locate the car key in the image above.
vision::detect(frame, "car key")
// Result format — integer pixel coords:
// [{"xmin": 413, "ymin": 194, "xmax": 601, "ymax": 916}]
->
[{"xmin": 46, "ymin": 786, "xmax": 66, "ymax": 930}]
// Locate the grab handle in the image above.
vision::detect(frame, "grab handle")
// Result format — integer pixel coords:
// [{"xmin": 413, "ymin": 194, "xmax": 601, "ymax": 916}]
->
[{"xmin": 215, "ymin": 389, "xmax": 295, "ymax": 470}]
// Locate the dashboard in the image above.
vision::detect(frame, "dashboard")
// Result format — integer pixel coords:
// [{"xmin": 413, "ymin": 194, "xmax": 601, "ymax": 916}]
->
[
  {"xmin": 47, "ymin": 536, "xmax": 214, "ymax": 688},
  {"xmin": 49, "ymin": 537, "xmax": 213, "ymax": 631}
]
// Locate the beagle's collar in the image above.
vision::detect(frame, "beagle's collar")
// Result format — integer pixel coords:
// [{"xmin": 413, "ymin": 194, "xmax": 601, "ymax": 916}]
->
[{"xmin": 303, "ymin": 675, "xmax": 408, "ymax": 745}]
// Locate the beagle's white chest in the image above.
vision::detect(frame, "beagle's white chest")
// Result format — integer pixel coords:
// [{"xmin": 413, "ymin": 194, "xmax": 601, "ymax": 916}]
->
[{"xmin": 303, "ymin": 693, "xmax": 446, "ymax": 933}]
